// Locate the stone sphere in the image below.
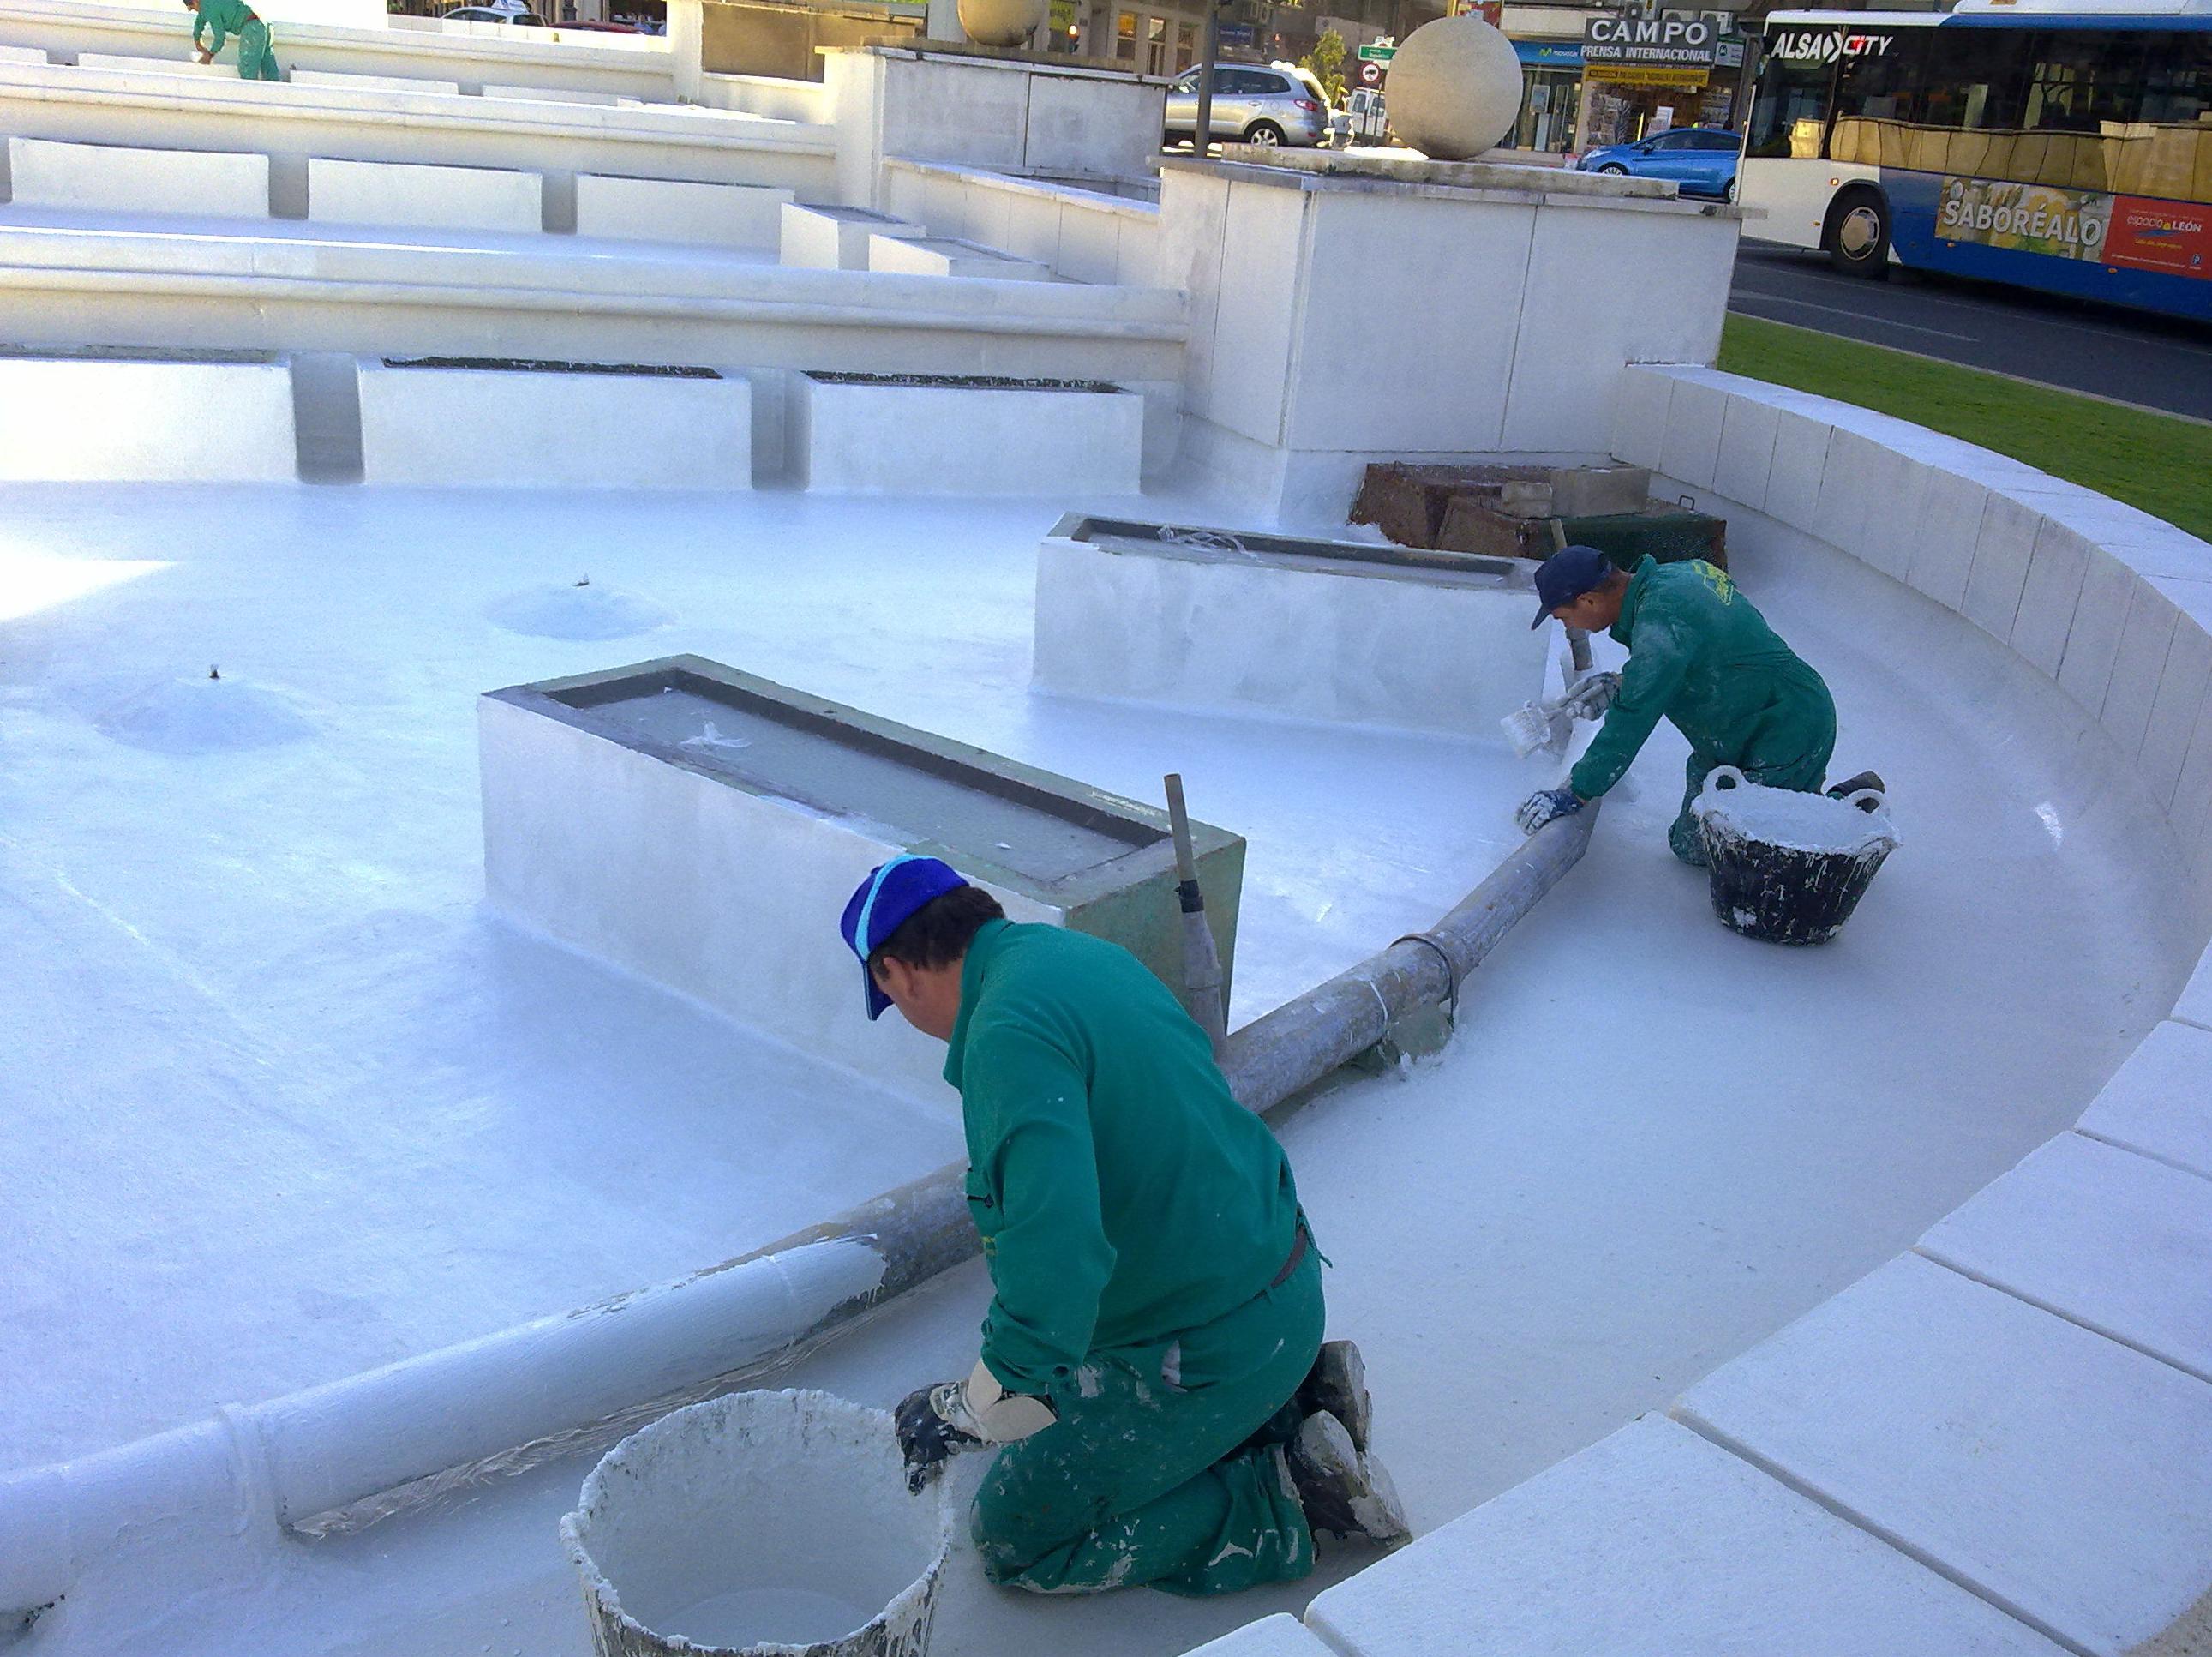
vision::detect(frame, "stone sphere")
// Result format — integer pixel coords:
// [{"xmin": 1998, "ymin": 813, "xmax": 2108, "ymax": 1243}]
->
[
  {"xmin": 957, "ymin": 0, "xmax": 1047, "ymax": 47},
  {"xmin": 1385, "ymin": 15, "xmax": 1525, "ymax": 160}
]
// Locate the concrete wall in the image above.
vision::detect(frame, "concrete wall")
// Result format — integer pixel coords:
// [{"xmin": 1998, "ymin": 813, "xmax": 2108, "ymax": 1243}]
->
[
  {"xmin": 574, "ymin": 173, "xmax": 794, "ymax": 249},
  {"xmin": 881, "ymin": 158, "xmax": 1157, "ymax": 286},
  {"xmin": 358, "ymin": 363, "xmax": 751, "ymax": 489},
  {"xmin": 778, "ymin": 201, "xmax": 922, "ymax": 269},
  {"xmin": 306, "ymin": 157, "xmax": 543, "ymax": 233},
  {"xmin": 865, "ymin": 232, "xmax": 1049, "ymax": 279},
  {"xmin": 0, "ymin": 356, "xmax": 294, "ymax": 482},
  {"xmin": 790, "ymin": 375, "xmax": 1143, "ymax": 493},
  {"xmin": 7, "ymin": 133, "xmax": 267, "ymax": 216}
]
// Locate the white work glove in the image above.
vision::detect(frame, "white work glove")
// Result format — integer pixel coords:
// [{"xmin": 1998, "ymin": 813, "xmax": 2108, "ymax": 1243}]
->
[
  {"xmin": 1563, "ymin": 670, "xmax": 1622, "ymax": 719},
  {"xmin": 894, "ymin": 1359, "xmax": 1057, "ymax": 1492}
]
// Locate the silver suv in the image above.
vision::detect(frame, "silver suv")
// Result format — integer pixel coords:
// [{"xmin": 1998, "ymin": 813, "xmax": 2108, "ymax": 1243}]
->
[{"xmin": 1165, "ymin": 64, "xmax": 1329, "ymax": 148}]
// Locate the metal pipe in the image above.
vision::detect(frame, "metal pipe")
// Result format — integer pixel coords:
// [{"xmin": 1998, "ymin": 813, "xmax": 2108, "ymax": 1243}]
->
[
  {"xmin": 1191, "ymin": 1, "xmax": 1219, "ymax": 159},
  {"xmin": 0, "ymin": 808, "xmax": 1597, "ymax": 1617}
]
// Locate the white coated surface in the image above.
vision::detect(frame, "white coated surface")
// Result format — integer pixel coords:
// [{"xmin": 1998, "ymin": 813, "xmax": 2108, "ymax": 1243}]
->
[
  {"xmin": 1033, "ymin": 534, "xmax": 1548, "ymax": 737},
  {"xmin": 358, "ymin": 363, "xmax": 749, "ymax": 489},
  {"xmin": 480, "ymin": 83, "xmax": 622, "ymax": 107},
  {"xmin": 574, "ymin": 173, "xmax": 794, "ymax": 249},
  {"xmin": 74, "ymin": 49, "xmax": 230, "ymax": 76},
  {"xmin": 791, "ymin": 377, "xmax": 1142, "ymax": 495},
  {"xmin": 2076, "ymin": 1018, "xmax": 2212, "ymax": 1179},
  {"xmin": 881, "ymin": 159, "xmax": 1159, "ymax": 287},
  {"xmin": 288, "ymin": 68, "xmax": 461, "ymax": 96},
  {"xmin": 1679, "ymin": 1255, "xmax": 2212, "ymax": 1655},
  {"xmin": 6, "ymin": 134, "xmax": 267, "ymax": 218},
  {"xmin": 307, "ymin": 156, "xmax": 542, "ymax": 233},
  {"xmin": 1177, "ymin": 1615, "xmax": 1336, "ymax": 1655},
  {"xmin": 778, "ymin": 201, "xmax": 923, "ymax": 270},
  {"xmin": 0, "ymin": 357, "xmax": 294, "ymax": 482},
  {"xmin": 1918, "ymin": 1131, "xmax": 2212, "ymax": 1381},
  {"xmin": 865, "ymin": 231, "xmax": 1051, "ymax": 280},
  {"xmin": 1304, "ymin": 1414, "xmax": 2065, "ymax": 1656}
]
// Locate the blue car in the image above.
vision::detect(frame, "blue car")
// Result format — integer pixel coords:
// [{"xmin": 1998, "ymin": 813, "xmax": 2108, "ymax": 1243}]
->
[{"xmin": 1576, "ymin": 127, "xmax": 1741, "ymax": 201}]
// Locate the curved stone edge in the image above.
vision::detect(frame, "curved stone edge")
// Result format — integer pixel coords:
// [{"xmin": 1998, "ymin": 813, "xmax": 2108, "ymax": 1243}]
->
[{"xmin": 1199, "ymin": 365, "xmax": 2212, "ymax": 1657}]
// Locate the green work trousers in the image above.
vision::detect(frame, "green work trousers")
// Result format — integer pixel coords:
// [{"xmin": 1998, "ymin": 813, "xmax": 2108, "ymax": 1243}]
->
[
  {"xmin": 1670, "ymin": 735, "xmax": 1837, "ymax": 867},
  {"xmin": 234, "ymin": 20, "xmax": 280, "ymax": 80},
  {"xmin": 972, "ymin": 1249, "xmax": 1323, "ymax": 1597}
]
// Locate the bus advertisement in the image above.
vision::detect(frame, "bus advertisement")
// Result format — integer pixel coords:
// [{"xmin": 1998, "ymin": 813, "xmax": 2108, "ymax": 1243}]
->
[{"xmin": 1738, "ymin": 0, "xmax": 2212, "ymax": 322}]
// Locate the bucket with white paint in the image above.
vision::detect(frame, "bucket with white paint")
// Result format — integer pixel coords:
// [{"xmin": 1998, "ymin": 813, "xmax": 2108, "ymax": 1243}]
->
[
  {"xmin": 561, "ymin": 1389, "xmax": 952, "ymax": 1657},
  {"xmin": 1693, "ymin": 766, "xmax": 1897, "ymax": 946}
]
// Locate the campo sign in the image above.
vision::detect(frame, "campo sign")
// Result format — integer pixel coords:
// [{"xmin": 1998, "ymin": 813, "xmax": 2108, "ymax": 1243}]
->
[{"xmin": 1582, "ymin": 10, "xmax": 1717, "ymax": 69}]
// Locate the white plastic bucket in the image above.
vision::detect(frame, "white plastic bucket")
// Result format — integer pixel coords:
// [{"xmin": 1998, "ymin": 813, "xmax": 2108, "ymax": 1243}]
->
[{"xmin": 560, "ymin": 1389, "xmax": 952, "ymax": 1657}]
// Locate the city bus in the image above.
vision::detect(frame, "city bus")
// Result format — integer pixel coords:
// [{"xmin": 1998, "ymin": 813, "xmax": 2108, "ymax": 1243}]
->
[{"xmin": 1738, "ymin": 0, "xmax": 2212, "ymax": 321}]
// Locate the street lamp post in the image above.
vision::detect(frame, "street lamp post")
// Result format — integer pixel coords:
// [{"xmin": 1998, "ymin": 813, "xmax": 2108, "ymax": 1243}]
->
[{"xmin": 1191, "ymin": 0, "xmax": 1220, "ymax": 157}]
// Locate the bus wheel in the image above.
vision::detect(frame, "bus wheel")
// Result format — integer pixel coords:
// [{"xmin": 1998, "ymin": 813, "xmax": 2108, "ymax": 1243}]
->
[{"xmin": 1825, "ymin": 187, "xmax": 1891, "ymax": 279}]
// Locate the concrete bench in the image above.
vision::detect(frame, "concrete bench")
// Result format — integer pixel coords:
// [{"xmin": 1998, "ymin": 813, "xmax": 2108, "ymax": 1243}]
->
[
  {"xmin": 5, "ymin": 135, "xmax": 267, "ymax": 219},
  {"xmin": 357, "ymin": 358, "xmax": 748, "ymax": 489},
  {"xmin": 573, "ymin": 174, "xmax": 793, "ymax": 249},
  {"xmin": 778, "ymin": 201, "xmax": 921, "ymax": 271},
  {"xmin": 790, "ymin": 372, "xmax": 1142, "ymax": 495},
  {"xmin": 0, "ymin": 352, "xmax": 294, "ymax": 483},
  {"xmin": 865, "ymin": 232, "xmax": 1051, "ymax": 281},
  {"xmin": 306, "ymin": 157, "xmax": 541, "ymax": 234},
  {"xmin": 288, "ymin": 69, "xmax": 462, "ymax": 97}
]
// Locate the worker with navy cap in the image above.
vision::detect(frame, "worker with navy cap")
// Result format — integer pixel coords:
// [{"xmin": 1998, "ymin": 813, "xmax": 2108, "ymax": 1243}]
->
[
  {"xmin": 1517, "ymin": 547, "xmax": 1874, "ymax": 865},
  {"xmin": 838, "ymin": 855, "xmax": 1409, "ymax": 1596}
]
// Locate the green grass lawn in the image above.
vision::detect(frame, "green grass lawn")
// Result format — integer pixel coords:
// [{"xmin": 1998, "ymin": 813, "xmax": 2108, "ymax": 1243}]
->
[{"xmin": 1717, "ymin": 313, "xmax": 2212, "ymax": 543}]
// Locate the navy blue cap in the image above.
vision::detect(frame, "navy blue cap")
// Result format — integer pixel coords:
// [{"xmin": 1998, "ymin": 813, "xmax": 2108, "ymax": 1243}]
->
[
  {"xmin": 839, "ymin": 856, "xmax": 970, "ymax": 1020},
  {"xmin": 1531, "ymin": 544, "xmax": 1613, "ymax": 629}
]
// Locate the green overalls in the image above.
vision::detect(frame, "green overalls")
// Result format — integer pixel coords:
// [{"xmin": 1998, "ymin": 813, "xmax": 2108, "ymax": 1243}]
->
[
  {"xmin": 947, "ymin": 919, "xmax": 1322, "ymax": 1596},
  {"xmin": 1570, "ymin": 556, "xmax": 1838, "ymax": 866},
  {"xmin": 193, "ymin": 0, "xmax": 279, "ymax": 81}
]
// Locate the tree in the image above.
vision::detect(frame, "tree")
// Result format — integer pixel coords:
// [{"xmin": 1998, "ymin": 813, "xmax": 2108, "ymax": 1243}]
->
[{"xmin": 1300, "ymin": 27, "xmax": 1347, "ymax": 105}]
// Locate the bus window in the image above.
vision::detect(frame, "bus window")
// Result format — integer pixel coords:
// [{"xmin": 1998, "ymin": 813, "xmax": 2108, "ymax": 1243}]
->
[
  {"xmin": 1833, "ymin": 28, "xmax": 1926, "ymax": 125},
  {"xmin": 1918, "ymin": 29, "xmax": 2029, "ymax": 135},
  {"xmin": 2139, "ymin": 30, "xmax": 2211, "ymax": 125},
  {"xmin": 1746, "ymin": 46, "xmax": 1833, "ymax": 159},
  {"xmin": 2023, "ymin": 30, "xmax": 2147, "ymax": 131}
]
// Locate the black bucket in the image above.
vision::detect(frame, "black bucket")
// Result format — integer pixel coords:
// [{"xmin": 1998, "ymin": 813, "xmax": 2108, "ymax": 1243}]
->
[{"xmin": 1693, "ymin": 766, "xmax": 1897, "ymax": 946}]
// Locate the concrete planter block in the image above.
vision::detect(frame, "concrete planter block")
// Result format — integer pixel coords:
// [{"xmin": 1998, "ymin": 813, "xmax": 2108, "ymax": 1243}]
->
[
  {"xmin": 1034, "ymin": 514, "xmax": 1547, "ymax": 739},
  {"xmin": 0, "ymin": 351, "xmax": 294, "ymax": 483},
  {"xmin": 2099, "ymin": 579, "xmax": 2181, "ymax": 757},
  {"xmin": 1709, "ymin": 393, "xmax": 1781, "ymax": 512},
  {"xmin": 1178, "ymin": 1615, "xmax": 1337, "ymax": 1655},
  {"xmin": 289, "ymin": 69, "xmax": 461, "ymax": 95},
  {"xmin": 865, "ymin": 232, "xmax": 1051, "ymax": 280},
  {"xmin": 2056, "ymin": 548, "xmax": 2138, "ymax": 717},
  {"xmin": 2011, "ymin": 521, "xmax": 2093, "ymax": 678},
  {"xmin": 1306, "ymin": 1415, "xmax": 2063, "ymax": 1657},
  {"xmin": 480, "ymin": 657, "xmax": 1244, "ymax": 1107},
  {"xmin": 308, "ymin": 157, "xmax": 543, "ymax": 234},
  {"xmin": 1657, "ymin": 375, "xmax": 1727, "ymax": 493},
  {"xmin": 575, "ymin": 175, "xmax": 794, "ymax": 249},
  {"xmin": 1919, "ymin": 1132, "xmax": 2212, "ymax": 1383},
  {"xmin": 1678, "ymin": 1254, "xmax": 2212, "ymax": 1656},
  {"xmin": 7, "ymin": 135, "xmax": 268, "ymax": 219},
  {"xmin": 0, "ymin": 44, "xmax": 49, "ymax": 64},
  {"xmin": 1903, "ymin": 470, "xmax": 1991, "ymax": 613},
  {"xmin": 358, "ymin": 360, "xmax": 749, "ymax": 489},
  {"xmin": 779, "ymin": 201, "xmax": 923, "ymax": 270},
  {"xmin": 2141, "ymin": 621, "xmax": 2212, "ymax": 807},
  {"xmin": 790, "ymin": 373, "xmax": 1141, "ymax": 495},
  {"xmin": 1960, "ymin": 491, "xmax": 2041, "ymax": 641},
  {"xmin": 1853, "ymin": 447, "xmax": 1933, "ymax": 582},
  {"xmin": 2077, "ymin": 1019, "xmax": 2212, "ymax": 1178},
  {"xmin": 1608, "ymin": 367, "xmax": 1674, "ymax": 474},
  {"xmin": 1759, "ymin": 408, "xmax": 1831, "ymax": 534}
]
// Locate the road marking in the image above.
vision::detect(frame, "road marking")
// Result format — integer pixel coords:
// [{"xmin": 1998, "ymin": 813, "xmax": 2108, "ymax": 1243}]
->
[{"xmin": 1729, "ymin": 291, "xmax": 1975, "ymax": 341}]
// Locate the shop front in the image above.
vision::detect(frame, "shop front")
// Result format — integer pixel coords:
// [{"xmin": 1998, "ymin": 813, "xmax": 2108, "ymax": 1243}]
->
[
  {"xmin": 1574, "ymin": 9, "xmax": 1745, "ymax": 149},
  {"xmin": 1508, "ymin": 39, "xmax": 1583, "ymax": 154}
]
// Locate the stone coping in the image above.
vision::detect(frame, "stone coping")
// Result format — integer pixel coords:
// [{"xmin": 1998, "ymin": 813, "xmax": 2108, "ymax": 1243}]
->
[
  {"xmin": 883, "ymin": 156, "xmax": 1160, "ymax": 222},
  {"xmin": 1192, "ymin": 367, "xmax": 2212, "ymax": 1655}
]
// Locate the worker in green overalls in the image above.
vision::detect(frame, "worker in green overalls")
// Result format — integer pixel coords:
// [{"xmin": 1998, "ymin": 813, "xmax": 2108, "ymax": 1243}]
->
[
  {"xmin": 840, "ymin": 856, "xmax": 1409, "ymax": 1595},
  {"xmin": 1516, "ymin": 547, "xmax": 1879, "ymax": 864},
  {"xmin": 183, "ymin": 0, "xmax": 280, "ymax": 81}
]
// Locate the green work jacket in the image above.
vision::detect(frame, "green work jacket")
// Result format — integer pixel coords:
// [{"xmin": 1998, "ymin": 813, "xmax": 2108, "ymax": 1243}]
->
[
  {"xmin": 1570, "ymin": 555, "xmax": 1836, "ymax": 801},
  {"xmin": 944, "ymin": 919, "xmax": 1304, "ymax": 1403},
  {"xmin": 192, "ymin": 0, "xmax": 257, "ymax": 51}
]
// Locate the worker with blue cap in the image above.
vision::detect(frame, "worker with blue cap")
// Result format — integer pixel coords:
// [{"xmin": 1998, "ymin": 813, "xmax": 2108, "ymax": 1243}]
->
[
  {"xmin": 838, "ymin": 855, "xmax": 1409, "ymax": 1596},
  {"xmin": 1517, "ymin": 546, "xmax": 1877, "ymax": 864}
]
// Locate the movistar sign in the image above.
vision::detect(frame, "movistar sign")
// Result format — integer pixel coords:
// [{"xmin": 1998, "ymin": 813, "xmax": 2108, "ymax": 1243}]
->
[{"xmin": 1769, "ymin": 27, "xmax": 1897, "ymax": 63}]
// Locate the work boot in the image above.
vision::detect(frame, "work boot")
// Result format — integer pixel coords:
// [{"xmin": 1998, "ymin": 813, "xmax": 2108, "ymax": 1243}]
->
[
  {"xmin": 1826, "ymin": 770, "xmax": 1886, "ymax": 800},
  {"xmin": 1286, "ymin": 1411, "xmax": 1412, "ymax": 1548},
  {"xmin": 1297, "ymin": 1340, "xmax": 1373, "ymax": 1455}
]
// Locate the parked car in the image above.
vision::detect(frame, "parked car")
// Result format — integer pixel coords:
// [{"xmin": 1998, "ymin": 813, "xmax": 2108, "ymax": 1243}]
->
[
  {"xmin": 1164, "ymin": 64, "xmax": 1329, "ymax": 148},
  {"xmin": 442, "ymin": 3, "xmax": 545, "ymax": 23},
  {"xmin": 1344, "ymin": 86, "xmax": 1388, "ymax": 147},
  {"xmin": 552, "ymin": 18, "xmax": 646, "ymax": 29},
  {"xmin": 1575, "ymin": 127, "xmax": 1740, "ymax": 201}
]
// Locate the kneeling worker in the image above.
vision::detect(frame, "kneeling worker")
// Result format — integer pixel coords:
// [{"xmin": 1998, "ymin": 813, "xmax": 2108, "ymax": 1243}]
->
[
  {"xmin": 840, "ymin": 855, "xmax": 1409, "ymax": 1595},
  {"xmin": 183, "ymin": 0, "xmax": 280, "ymax": 81},
  {"xmin": 1517, "ymin": 546, "xmax": 1877, "ymax": 864}
]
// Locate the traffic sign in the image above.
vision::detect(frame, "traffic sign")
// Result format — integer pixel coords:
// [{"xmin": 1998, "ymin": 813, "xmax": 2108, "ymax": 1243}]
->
[{"xmin": 1356, "ymin": 43, "xmax": 1395, "ymax": 61}]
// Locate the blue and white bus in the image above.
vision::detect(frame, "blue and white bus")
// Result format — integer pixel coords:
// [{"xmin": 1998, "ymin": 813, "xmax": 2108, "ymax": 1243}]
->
[{"xmin": 1739, "ymin": 0, "xmax": 2212, "ymax": 321}]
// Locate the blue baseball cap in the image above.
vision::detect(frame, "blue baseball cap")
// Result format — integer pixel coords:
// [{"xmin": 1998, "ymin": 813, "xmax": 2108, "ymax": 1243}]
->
[
  {"xmin": 1531, "ymin": 544, "xmax": 1614, "ymax": 629},
  {"xmin": 839, "ymin": 855, "xmax": 970, "ymax": 1020}
]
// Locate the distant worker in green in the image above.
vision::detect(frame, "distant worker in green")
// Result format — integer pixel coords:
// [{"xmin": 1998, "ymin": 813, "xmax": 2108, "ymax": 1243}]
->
[
  {"xmin": 1515, "ymin": 547, "xmax": 1879, "ymax": 864},
  {"xmin": 839, "ymin": 855, "xmax": 1409, "ymax": 1598},
  {"xmin": 183, "ymin": 0, "xmax": 280, "ymax": 81}
]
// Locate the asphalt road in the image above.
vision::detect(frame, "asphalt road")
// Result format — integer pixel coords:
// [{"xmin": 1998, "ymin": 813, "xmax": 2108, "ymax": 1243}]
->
[{"xmin": 1729, "ymin": 240, "xmax": 2212, "ymax": 424}]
